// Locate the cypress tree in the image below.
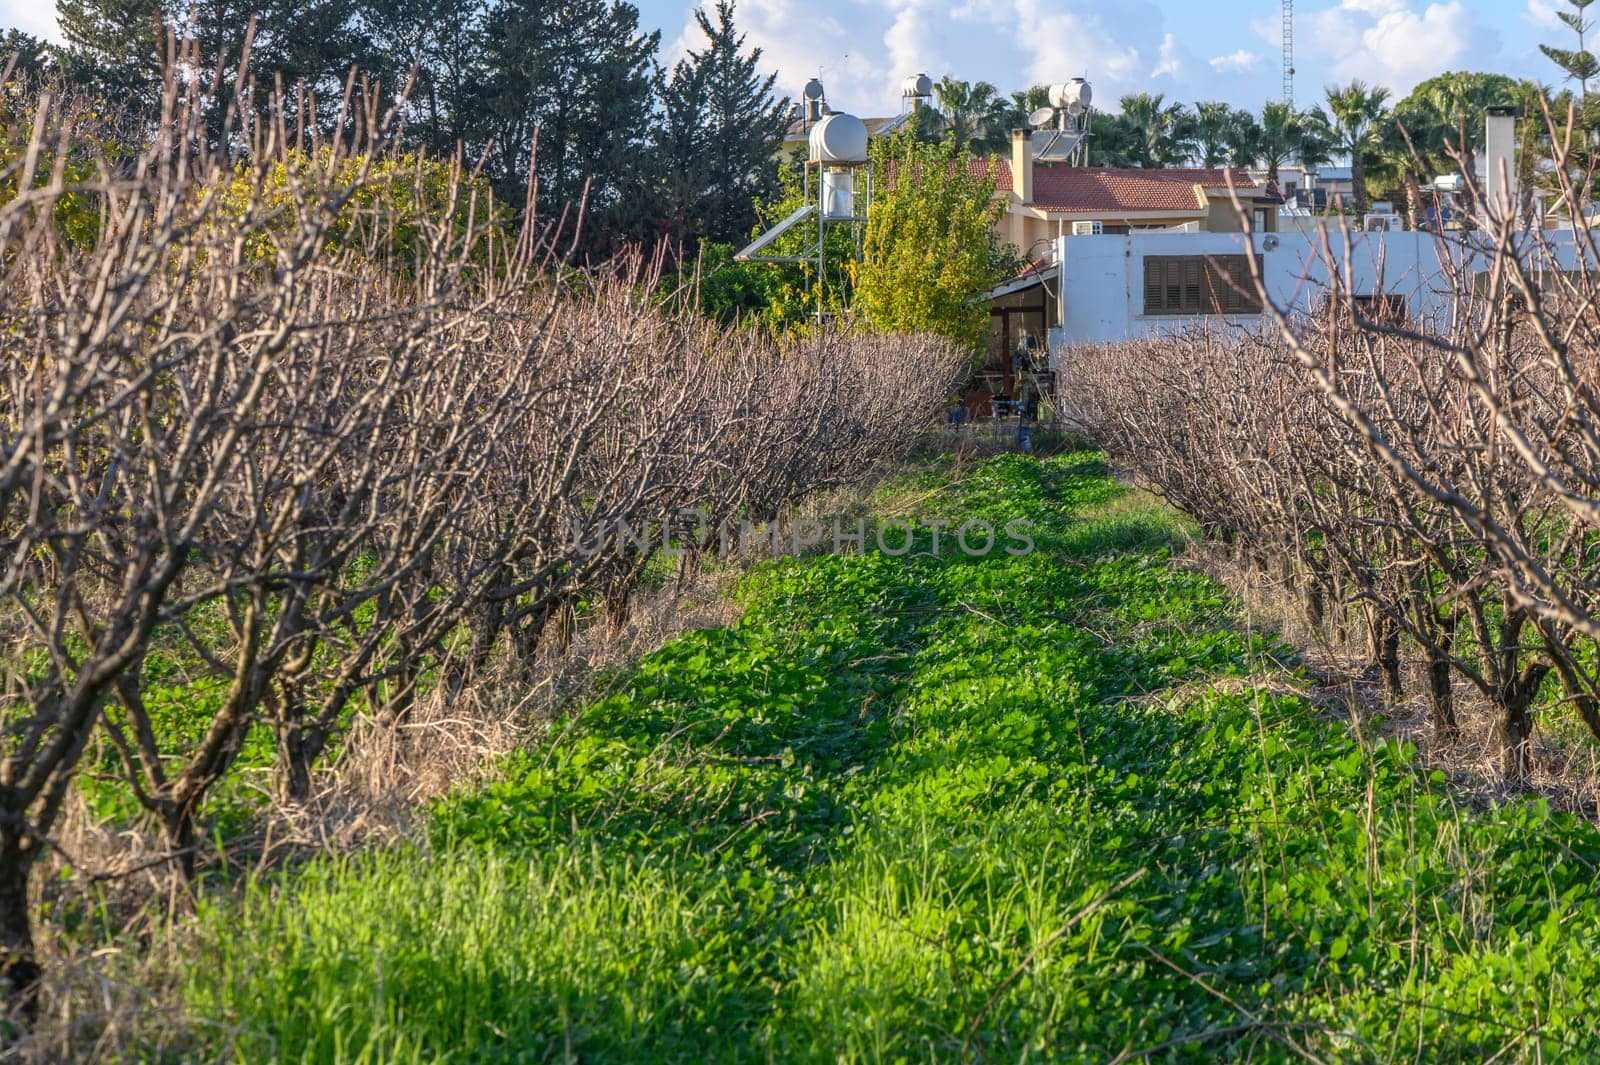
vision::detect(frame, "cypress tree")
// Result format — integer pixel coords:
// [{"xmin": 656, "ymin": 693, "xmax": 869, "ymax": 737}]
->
[{"xmin": 654, "ymin": 1, "xmax": 789, "ymax": 248}]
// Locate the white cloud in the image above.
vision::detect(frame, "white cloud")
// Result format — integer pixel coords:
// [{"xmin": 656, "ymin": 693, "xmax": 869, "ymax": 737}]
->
[
  {"xmin": 678, "ymin": 0, "xmax": 884, "ymax": 113},
  {"xmin": 1209, "ymin": 50, "xmax": 1260, "ymax": 73},
  {"xmin": 680, "ymin": 0, "xmax": 1178, "ymax": 115},
  {"xmin": 670, "ymin": 0, "xmax": 1518, "ymax": 116},
  {"xmin": 1525, "ymin": 0, "xmax": 1563, "ymax": 30},
  {"xmin": 0, "ymin": 0, "xmax": 61, "ymax": 42},
  {"xmin": 1007, "ymin": 0, "xmax": 1157, "ymax": 95},
  {"xmin": 1152, "ymin": 33, "xmax": 1184, "ymax": 79},
  {"xmin": 883, "ymin": 0, "xmax": 948, "ymax": 104},
  {"xmin": 1302, "ymin": 0, "xmax": 1490, "ymax": 96}
]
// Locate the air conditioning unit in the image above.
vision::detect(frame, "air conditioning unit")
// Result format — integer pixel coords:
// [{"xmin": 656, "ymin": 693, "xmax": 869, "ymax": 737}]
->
[
  {"xmin": 1363, "ymin": 213, "xmax": 1404, "ymax": 232},
  {"xmin": 1071, "ymin": 220, "xmax": 1103, "ymax": 236}
]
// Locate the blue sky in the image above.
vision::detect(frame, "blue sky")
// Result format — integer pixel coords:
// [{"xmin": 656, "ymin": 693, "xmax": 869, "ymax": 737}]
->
[
  {"xmin": 649, "ymin": 0, "xmax": 1569, "ymax": 114},
  {"xmin": 0, "ymin": 0, "xmax": 1577, "ymax": 114}
]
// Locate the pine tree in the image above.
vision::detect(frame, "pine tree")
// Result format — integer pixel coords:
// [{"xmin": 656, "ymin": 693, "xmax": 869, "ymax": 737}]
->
[
  {"xmin": 57, "ymin": 0, "xmax": 165, "ymax": 111},
  {"xmin": 177, "ymin": 0, "xmax": 371, "ymax": 144},
  {"xmin": 1, "ymin": 29, "xmax": 57, "ymax": 80},
  {"xmin": 1542, "ymin": 0, "xmax": 1600, "ymax": 97},
  {"xmin": 476, "ymin": 0, "xmax": 659, "ymax": 255},
  {"xmin": 654, "ymin": 1, "xmax": 789, "ymax": 248},
  {"xmin": 361, "ymin": 0, "xmax": 488, "ymax": 158}
]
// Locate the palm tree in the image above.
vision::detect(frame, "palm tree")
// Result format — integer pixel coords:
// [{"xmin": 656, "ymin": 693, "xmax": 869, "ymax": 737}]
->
[
  {"xmin": 1193, "ymin": 101, "xmax": 1234, "ymax": 167},
  {"xmin": 1225, "ymin": 109, "xmax": 1263, "ymax": 169},
  {"xmin": 1373, "ymin": 116, "xmax": 1437, "ymax": 230},
  {"xmin": 1118, "ymin": 93, "xmax": 1193, "ymax": 167},
  {"xmin": 1324, "ymin": 80, "xmax": 1392, "ymax": 214},
  {"xmin": 1255, "ymin": 102, "xmax": 1303, "ymax": 187},
  {"xmin": 934, "ymin": 77, "xmax": 1010, "ymax": 155},
  {"xmin": 1295, "ymin": 109, "xmax": 1335, "ymax": 172},
  {"xmin": 1004, "ymin": 84, "xmax": 1052, "ymax": 132}
]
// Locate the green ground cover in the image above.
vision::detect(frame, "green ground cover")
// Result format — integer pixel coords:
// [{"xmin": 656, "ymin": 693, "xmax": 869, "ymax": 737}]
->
[{"xmin": 174, "ymin": 454, "xmax": 1600, "ymax": 1063}]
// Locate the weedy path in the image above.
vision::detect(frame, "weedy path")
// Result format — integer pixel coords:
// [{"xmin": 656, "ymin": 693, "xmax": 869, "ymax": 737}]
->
[{"xmin": 185, "ymin": 454, "xmax": 1600, "ymax": 1063}]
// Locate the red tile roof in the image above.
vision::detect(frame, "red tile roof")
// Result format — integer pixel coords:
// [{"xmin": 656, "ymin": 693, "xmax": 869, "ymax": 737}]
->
[
  {"xmin": 969, "ymin": 160, "xmax": 1277, "ymax": 213},
  {"xmin": 966, "ymin": 157, "xmax": 1012, "ymax": 187}
]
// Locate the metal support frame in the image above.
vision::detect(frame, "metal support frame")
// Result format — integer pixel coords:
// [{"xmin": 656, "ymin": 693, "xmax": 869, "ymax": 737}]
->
[{"xmin": 1282, "ymin": 0, "xmax": 1294, "ymax": 108}]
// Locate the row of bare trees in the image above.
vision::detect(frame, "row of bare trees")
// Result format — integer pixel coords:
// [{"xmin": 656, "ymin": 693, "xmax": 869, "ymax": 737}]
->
[
  {"xmin": 0, "ymin": 64, "xmax": 964, "ymax": 1014},
  {"xmin": 1066, "ymin": 178, "xmax": 1600, "ymax": 797}
]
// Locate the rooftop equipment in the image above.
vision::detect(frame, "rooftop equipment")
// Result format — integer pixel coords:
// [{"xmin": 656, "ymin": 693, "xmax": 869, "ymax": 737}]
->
[
  {"xmin": 901, "ymin": 72, "xmax": 933, "ymax": 110},
  {"xmin": 808, "ymin": 112, "xmax": 869, "ymax": 165},
  {"xmin": 1033, "ymin": 78, "xmax": 1094, "ymax": 165},
  {"xmin": 737, "ymin": 93, "xmax": 874, "ymax": 326},
  {"xmin": 802, "ymin": 77, "xmax": 826, "ymax": 122}
]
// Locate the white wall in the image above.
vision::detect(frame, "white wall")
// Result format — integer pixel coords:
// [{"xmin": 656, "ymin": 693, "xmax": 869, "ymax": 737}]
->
[{"xmin": 1047, "ymin": 229, "xmax": 1584, "ymax": 346}]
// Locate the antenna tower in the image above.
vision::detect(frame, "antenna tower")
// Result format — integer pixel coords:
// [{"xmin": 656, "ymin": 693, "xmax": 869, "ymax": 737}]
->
[{"xmin": 1282, "ymin": 0, "xmax": 1294, "ymax": 108}]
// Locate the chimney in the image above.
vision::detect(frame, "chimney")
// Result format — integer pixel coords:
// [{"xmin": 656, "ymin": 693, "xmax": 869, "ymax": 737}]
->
[
  {"xmin": 1011, "ymin": 129, "xmax": 1033, "ymax": 205},
  {"xmin": 1485, "ymin": 105, "xmax": 1520, "ymax": 224}
]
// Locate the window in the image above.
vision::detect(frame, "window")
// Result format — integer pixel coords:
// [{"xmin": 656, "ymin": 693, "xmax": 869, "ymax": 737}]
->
[{"xmin": 1142, "ymin": 255, "xmax": 1264, "ymax": 316}]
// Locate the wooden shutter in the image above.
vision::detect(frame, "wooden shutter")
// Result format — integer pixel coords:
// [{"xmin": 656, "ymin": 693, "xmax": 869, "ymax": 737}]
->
[
  {"xmin": 1181, "ymin": 259, "xmax": 1203, "ymax": 312},
  {"xmin": 1143, "ymin": 257, "xmax": 1165, "ymax": 314},
  {"xmin": 1143, "ymin": 255, "xmax": 1263, "ymax": 316}
]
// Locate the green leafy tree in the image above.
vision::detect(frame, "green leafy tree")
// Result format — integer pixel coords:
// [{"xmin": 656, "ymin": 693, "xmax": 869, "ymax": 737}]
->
[
  {"xmin": 656, "ymin": 239, "xmax": 775, "ymax": 325},
  {"xmin": 740, "ymin": 162, "xmax": 855, "ymax": 332},
  {"xmin": 353, "ymin": 0, "xmax": 488, "ymax": 158},
  {"xmin": 1322, "ymin": 80, "xmax": 1392, "ymax": 213},
  {"xmin": 654, "ymin": 1, "xmax": 789, "ymax": 248},
  {"xmin": 1387, "ymin": 72, "xmax": 1527, "ymax": 219},
  {"xmin": 856, "ymin": 135, "xmax": 1017, "ymax": 350},
  {"xmin": 1542, "ymin": 0, "xmax": 1600, "ymax": 96},
  {"xmin": 61, "ymin": 0, "xmax": 376, "ymax": 143}
]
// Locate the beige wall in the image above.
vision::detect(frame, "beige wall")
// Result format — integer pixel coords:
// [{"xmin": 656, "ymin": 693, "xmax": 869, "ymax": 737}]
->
[
  {"xmin": 994, "ymin": 195, "xmax": 1278, "ymax": 254},
  {"xmin": 1204, "ymin": 197, "xmax": 1277, "ymax": 233}
]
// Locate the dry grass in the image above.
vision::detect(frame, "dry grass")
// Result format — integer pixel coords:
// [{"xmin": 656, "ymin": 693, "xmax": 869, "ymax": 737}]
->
[
  {"xmin": 1189, "ymin": 537, "xmax": 1600, "ymax": 820},
  {"xmin": 8, "ymin": 469, "xmax": 924, "ymax": 1062}
]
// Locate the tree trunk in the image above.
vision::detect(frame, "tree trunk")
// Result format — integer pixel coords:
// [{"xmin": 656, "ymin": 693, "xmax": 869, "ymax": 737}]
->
[
  {"xmin": 1502, "ymin": 702, "xmax": 1534, "ymax": 786},
  {"xmin": 1362, "ymin": 609, "xmax": 1402, "ymax": 700},
  {"xmin": 160, "ymin": 804, "xmax": 199, "ymax": 883},
  {"xmin": 0, "ymin": 829, "xmax": 41, "ymax": 1024},
  {"xmin": 1304, "ymin": 578, "xmax": 1325, "ymax": 631},
  {"xmin": 275, "ymin": 721, "xmax": 318, "ymax": 805},
  {"xmin": 1496, "ymin": 663, "xmax": 1548, "ymax": 787},
  {"xmin": 1378, "ymin": 619, "xmax": 1402, "ymax": 702},
  {"xmin": 1426, "ymin": 617, "xmax": 1458, "ymax": 738},
  {"xmin": 1403, "ymin": 170, "xmax": 1424, "ymax": 231},
  {"xmin": 1352, "ymin": 154, "xmax": 1369, "ymax": 217}
]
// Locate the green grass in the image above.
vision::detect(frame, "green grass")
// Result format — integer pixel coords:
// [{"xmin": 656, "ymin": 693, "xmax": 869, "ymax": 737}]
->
[{"xmin": 170, "ymin": 454, "xmax": 1600, "ymax": 1063}]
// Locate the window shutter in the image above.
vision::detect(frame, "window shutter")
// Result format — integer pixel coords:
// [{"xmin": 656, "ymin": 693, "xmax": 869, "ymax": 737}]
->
[
  {"xmin": 1142, "ymin": 255, "xmax": 1264, "ymax": 316},
  {"xmin": 1182, "ymin": 260, "xmax": 1203, "ymax": 312},
  {"xmin": 1144, "ymin": 257, "xmax": 1164, "ymax": 314}
]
